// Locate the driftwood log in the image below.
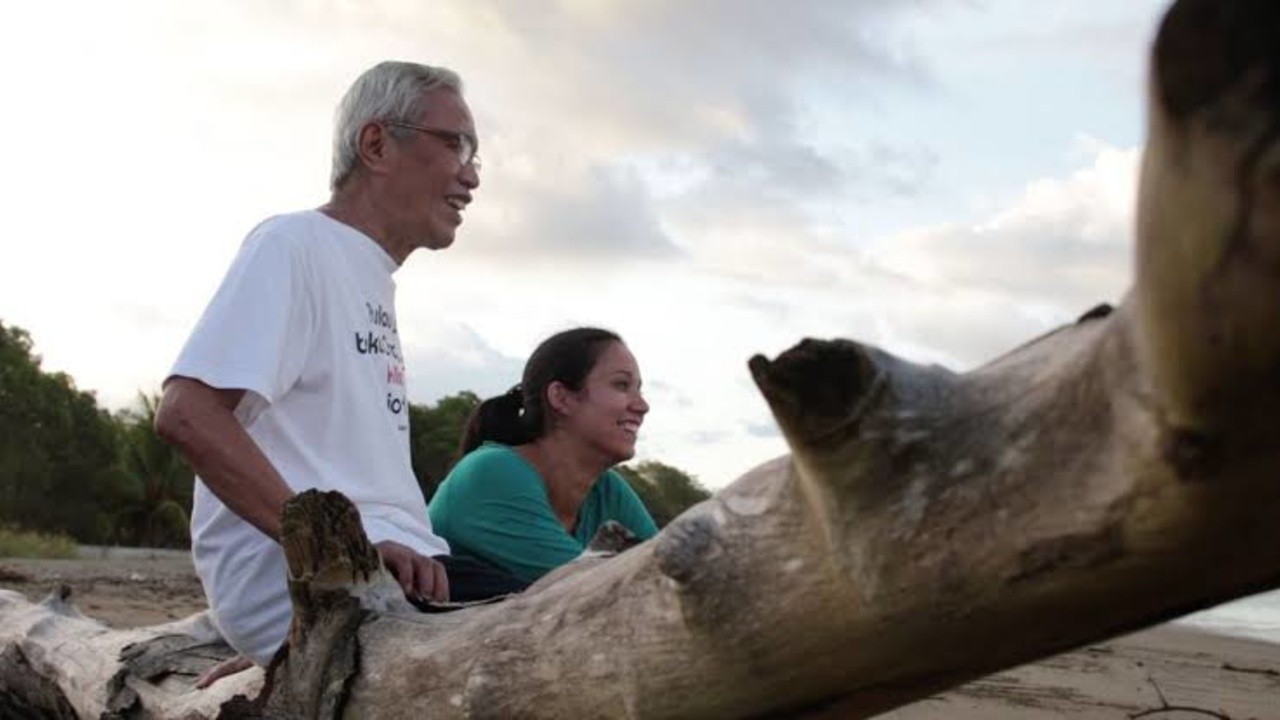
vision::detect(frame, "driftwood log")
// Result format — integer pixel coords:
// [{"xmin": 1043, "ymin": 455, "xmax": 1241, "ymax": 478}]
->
[{"xmin": 4, "ymin": 0, "xmax": 1280, "ymax": 716}]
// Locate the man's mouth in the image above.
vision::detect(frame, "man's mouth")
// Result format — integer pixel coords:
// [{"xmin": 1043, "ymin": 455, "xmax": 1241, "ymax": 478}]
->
[{"xmin": 620, "ymin": 420, "xmax": 641, "ymax": 437}]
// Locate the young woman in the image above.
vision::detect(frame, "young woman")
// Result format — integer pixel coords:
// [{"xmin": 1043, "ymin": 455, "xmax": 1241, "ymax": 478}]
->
[{"xmin": 428, "ymin": 327, "xmax": 658, "ymax": 584}]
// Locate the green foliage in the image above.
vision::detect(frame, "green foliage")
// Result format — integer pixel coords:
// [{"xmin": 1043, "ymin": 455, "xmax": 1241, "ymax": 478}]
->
[
  {"xmin": 0, "ymin": 320, "xmax": 121, "ymax": 543},
  {"xmin": 0, "ymin": 322, "xmax": 192, "ymax": 548},
  {"xmin": 104, "ymin": 393, "xmax": 194, "ymax": 548},
  {"xmin": 617, "ymin": 461, "xmax": 712, "ymax": 527},
  {"xmin": 409, "ymin": 391, "xmax": 480, "ymax": 502},
  {"xmin": 0, "ymin": 525, "xmax": 79, "ymax": 559}
]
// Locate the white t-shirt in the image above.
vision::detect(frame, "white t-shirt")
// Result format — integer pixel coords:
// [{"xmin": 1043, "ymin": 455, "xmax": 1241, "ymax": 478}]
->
[{"xmin": 171, "ymin": 209, "xmax": 449, "ymax": 664}]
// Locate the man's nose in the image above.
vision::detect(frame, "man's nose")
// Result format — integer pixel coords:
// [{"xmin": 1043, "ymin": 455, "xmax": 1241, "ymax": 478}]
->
[{"xmin": 459, "ymin": 162, "xmax": 480, "ymax": 190}]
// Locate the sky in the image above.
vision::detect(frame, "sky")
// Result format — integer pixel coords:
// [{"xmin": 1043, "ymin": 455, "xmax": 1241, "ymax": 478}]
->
[{"xmin": 0, "ymin": 0, "xmax": 1172, "ymax": 490}]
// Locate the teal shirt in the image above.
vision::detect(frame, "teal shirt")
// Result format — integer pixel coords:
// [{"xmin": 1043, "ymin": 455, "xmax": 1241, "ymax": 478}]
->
[{"xmin": 428, "ymin": 442, "xmax": 659, "ymax": 584}]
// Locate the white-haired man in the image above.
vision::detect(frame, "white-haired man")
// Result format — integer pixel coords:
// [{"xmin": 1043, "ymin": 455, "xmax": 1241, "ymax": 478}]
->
[{"xmin": 156, "ymin": 61, "xmax": 524, "ymax": 674}]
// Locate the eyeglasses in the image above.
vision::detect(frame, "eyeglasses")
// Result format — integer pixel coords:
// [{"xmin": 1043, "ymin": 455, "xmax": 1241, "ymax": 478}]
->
[{"xmin": 384, "ymin": 121, "xmax": 481, "ymax": 170}]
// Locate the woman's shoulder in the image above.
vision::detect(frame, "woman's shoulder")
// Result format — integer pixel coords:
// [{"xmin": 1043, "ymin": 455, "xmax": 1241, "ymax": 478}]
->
[
  {"xmin": 447, "ymin": 443, "xmax": 540, "ymax": 488},
  {"xmin": 598, "ymin": 467, "xmax": 633, "ymax": 489},
  {"xmin": 453, "ymin": 442, "xmax": 522, "ymax": 470},
  {"xmin": 592, "ymin": 468, "xmax": 643, "ymax": 505}
]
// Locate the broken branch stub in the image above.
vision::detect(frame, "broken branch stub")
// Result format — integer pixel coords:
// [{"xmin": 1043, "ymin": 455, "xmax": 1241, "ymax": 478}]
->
[
  {"xmin": 235, "ymin": 489, "xmax": 395, "ymax": 719},
  {"xmin": 1136, "ymin": 0, "xmax": 1280, "ymax": 439}
]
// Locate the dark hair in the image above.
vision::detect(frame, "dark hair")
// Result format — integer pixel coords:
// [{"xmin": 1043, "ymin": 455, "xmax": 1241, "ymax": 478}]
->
[{"xmin": 458, "ymin": 327, "xmax": 622, "ymax": 457}]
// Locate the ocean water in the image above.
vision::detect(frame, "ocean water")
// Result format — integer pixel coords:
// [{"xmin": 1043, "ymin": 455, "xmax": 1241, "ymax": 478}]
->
[{"xmin": 1175, "ymin": 589, "xmax": 1280, "ymax": 645}]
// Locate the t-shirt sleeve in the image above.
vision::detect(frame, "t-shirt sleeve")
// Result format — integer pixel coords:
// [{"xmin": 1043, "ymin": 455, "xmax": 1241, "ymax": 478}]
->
[
  {"xmin": 168, "ymin": 219, "xmax": 314, "ymax": 426},
  {"xmin": 601, "ymin": 469, "xmax": 659, "ymax": 540},
  {"xmin": 429, "ymin": 450, "xmax": 586, "ymax": 584}
]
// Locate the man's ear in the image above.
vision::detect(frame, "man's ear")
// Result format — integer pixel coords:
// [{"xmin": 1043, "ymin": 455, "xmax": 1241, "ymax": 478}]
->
[
  {"xmin": 356, "ymin": 122, "xmax": 393, "ymax": 176},
  {"xmin": 546, "ymin": 381, "xmax": 575, "ymax": 418}
]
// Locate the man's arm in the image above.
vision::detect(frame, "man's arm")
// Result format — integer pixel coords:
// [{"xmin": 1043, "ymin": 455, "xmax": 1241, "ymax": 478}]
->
[
  {"xmin": 155, "ymin": 376, "xmax": 293, "ymax": 541},
  {"xmin": 155, "ymin": 377, "xmax": 448, "ymax": 602}
]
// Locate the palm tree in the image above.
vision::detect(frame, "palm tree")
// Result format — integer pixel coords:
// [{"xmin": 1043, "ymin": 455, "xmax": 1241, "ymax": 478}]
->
[{"xmin": 107, "ymin": 393, "xmax": 194, "ymax": 548}]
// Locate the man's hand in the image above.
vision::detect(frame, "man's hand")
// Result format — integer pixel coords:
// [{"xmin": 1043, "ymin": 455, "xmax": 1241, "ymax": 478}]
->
[{"xmin": 376, "ymin": 540, "xmax": 449, "ymax": 603}]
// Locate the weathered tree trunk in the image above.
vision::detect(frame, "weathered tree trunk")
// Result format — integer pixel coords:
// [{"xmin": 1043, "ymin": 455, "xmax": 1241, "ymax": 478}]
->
[
  {"xmin": 0, "ymin": 585, "xmax": 256, "ymax": 718},
  {"xmin": 4, "ymin": 0, "xmax": 1280, "ymax": 716}
]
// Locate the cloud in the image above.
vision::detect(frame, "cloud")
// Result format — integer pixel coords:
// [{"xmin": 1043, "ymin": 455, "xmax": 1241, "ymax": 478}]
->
[
  {"xmin": 657, "ymin": 141, "xmax": 1140, "ymax": 373},
  {"xmin": 871, "ymin": 143, "xmax": 1137, "ymax": 314},
  {"xmin": 969, "ymin": 3, "xmax": 1163, "ymax": 66},
  {"xmin": 400, "ymin": 322, "xmax": 524, "ymax": 403},
  {"xmin": 689, "ymin": 430, "xmax": 732, "ymax": 446},
  {"xmin": 468, "ymin": 0, "xmax": 941, "ymax": 148},
  {"xmin": 448, "ymin": 0, "xmax": 956, "ymax": 265},
  {"xmin": 462, "ymin": 165, "xmax": 681, "ymax": 259},
  {"xmin": 656, "ymin": 137, "xmax": 939, "ymax": 273},
  {"xmin": 643, "ymin": 380, "xmax": 694, "ymax": 411}
]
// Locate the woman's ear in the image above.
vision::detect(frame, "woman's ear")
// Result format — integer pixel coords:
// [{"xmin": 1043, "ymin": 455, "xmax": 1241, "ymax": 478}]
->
[{"xmin": 546, "ymin": 380, "xmax": 575, "ymax": 419}]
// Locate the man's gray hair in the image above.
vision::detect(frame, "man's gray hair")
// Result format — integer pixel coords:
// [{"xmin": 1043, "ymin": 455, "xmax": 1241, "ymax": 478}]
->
[{"xmin": 330, "ymin": 61, "xmax": 463, "ymax": 190}]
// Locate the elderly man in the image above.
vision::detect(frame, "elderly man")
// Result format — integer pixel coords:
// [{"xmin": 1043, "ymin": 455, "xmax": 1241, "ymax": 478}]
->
[{"xmin": 156, "ymin": 61, "xmax": 524, "ymax": 672}]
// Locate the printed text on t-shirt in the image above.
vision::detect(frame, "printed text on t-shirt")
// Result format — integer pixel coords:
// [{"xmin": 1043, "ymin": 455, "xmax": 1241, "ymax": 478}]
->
[{"xmin": 355, "ymin": 301, "xmax": 408, "ymax": 430}]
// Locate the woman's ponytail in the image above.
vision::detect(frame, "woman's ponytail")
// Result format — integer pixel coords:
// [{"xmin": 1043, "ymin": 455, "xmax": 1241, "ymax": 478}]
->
[{"xmin": 456, "ymin": 384, "xmax": 535, "ymax": 457}]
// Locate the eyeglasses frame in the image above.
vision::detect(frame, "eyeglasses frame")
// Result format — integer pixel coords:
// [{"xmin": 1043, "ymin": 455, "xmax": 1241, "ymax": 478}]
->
[{"xmin": 383, "ymin": 120, "xmax": 481, "ymax": 170}]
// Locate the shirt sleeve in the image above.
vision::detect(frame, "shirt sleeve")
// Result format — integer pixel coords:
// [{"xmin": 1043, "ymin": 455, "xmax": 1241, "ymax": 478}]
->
[
  {"xmin": 429, "ymin": 449, "xmax": 587, "ymax": 584},
  {"xmin": 168, "ymin": 219, "xmax": 314, "ymax": 426},
  {"xmin": 601, "ymin": 469, "xmax": 659, "ymax": 540}
]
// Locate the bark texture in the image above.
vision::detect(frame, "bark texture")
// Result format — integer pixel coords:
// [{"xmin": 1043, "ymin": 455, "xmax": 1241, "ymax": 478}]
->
[{"xmin": 3, "ymin": 0, "xmax": 1280, "ymax": 717}]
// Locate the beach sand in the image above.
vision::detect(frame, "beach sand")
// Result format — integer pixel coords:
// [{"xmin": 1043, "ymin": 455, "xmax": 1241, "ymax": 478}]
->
[
  {"xmin": 2, "ymin": 551, "xmax": 1278, "ymax": 718},
  {"xmin": 884, "ymin": 627, "xmax": 1280, "ymax": 719},
  {"xmin": 0, "ymin": 548, "xmax": 207, "ymax": 628}
]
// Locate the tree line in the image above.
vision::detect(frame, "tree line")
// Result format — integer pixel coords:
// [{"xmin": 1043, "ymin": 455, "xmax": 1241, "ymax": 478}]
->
[{"xmin": 0, "ymin": 320, "xmax": 711, "ymax": 549}]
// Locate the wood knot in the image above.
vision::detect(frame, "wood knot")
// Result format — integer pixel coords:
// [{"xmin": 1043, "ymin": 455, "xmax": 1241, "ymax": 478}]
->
[
  {"xmin": 586, "ymin": 520, "xmax": 640, "ymax": 554},
  {"xmin": 1011, "ymin": 527, "xmax": 1123, "ymax": 584},
  {"xmin": 654, "ymin": 513, "xmax": 720, "ymax": 586},
  {"xmin": 1163, "ymin": 427, "xmax": 1223, "ymax": 482},
  {"xmin": 1076, "ymin": 303, "xmax": 1114, "ymax": 323}
]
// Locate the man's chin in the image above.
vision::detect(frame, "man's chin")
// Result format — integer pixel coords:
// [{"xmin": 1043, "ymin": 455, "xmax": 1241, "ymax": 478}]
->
[{"xmin": 422, "ymin": 232, "xmax": 457, "ymax": 251}]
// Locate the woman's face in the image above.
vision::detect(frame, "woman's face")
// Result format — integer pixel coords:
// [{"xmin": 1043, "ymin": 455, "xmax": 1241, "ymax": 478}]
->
[{"xmin": 560, "ymin": 341, "xmax": 649, "ymax": 463}]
